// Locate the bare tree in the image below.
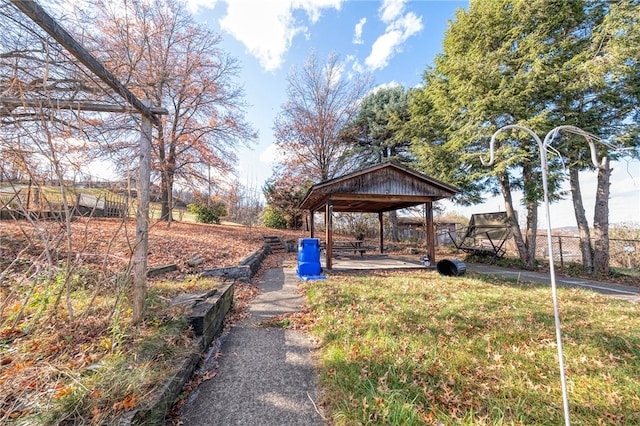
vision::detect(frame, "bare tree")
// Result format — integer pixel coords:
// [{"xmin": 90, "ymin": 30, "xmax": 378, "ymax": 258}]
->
[
  {"xmin": 77, "ymin": 0, "xmax": 256, "ymax": 221},
  {"xmin": 273, "ymin": 52, "xmax": 372, "ymax": 182},
  {"xmin": 221, "ymin": 179, "xmax": 263, "ymax": 226}
]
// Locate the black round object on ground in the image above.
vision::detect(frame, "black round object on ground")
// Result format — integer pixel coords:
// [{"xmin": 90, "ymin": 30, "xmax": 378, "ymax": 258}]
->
[{"xmin": 436, "ymin": 259, "xmax": 467, "ymax": 276}]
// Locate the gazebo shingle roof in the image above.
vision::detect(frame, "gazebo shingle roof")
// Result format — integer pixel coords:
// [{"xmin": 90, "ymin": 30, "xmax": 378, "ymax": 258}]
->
[{"xmin": 298, "ymin": 161, "xmax": 459, "ymax": 213}]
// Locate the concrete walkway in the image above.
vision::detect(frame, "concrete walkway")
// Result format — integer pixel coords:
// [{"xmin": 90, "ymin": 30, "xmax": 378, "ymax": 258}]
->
[
  {"xmin": 465, "ymin": 262, "xmax": 640, "ymax": 302},
  {"xmin": 179, "ymin": 268, "xmax": 324, "ymax": 426}
]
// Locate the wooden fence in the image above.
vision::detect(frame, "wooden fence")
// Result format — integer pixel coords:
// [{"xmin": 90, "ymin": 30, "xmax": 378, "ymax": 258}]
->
[{"xmin": 0, "ymin": 187, "xmax": 128, "ymax": 219}]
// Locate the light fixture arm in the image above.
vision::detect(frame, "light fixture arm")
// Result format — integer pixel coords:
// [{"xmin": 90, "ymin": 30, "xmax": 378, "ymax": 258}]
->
[
  {"xmin": 542, "ymin": 125, "xmax": 607, "ymax": 169},
  {"xmin": 480, "ymin": 124, "xmax": 609, "ymax": 426}
]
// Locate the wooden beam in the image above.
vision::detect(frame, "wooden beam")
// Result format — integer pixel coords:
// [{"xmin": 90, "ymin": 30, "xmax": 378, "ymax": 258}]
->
[
  {"xmin": 326, "ymin": 201, "xmax": 333, "ymax": 269},
  {"xmin": 301, "ymin": 194, "xmax": 436, "ymax": 213},
  {"xmin": 378, "ymin": 212, "xmax": 384, "ymax": 254},
  {"xmin": 309, "ymin": 209, "xmax": 315, "ymax": 238},
  {"xmin": 330, "ymin": 193, "xmax": 432, "ymax": 203},
  {"xmin": 147, "ymin": 263, "xmax": 177, "ymax": 277},
  {"xmin": 10, "ymin": 0, "xmax": 162, "ymax": 127},
  {"xmin": 1, "ymin": 96, "xmax": 168, "ymax": 115},
  {"xmin": 132, "ymin": 99, "xmax": 152, "ymax": 323},
  {"xmin": 425, "ymin": 202, "xmax": 435, "ymax": 265}
]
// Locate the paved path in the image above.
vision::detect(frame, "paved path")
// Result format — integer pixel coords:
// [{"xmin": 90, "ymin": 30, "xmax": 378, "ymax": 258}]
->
[
  {"xmin": 179, "ymin": 268, "xmax": 324, "ymax": 426},
  {"xmin": 466, "ymin": 262, "xmax": 640, "ymax": 302}
]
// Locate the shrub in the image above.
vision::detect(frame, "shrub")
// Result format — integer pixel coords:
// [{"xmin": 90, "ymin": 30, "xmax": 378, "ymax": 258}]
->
[
  {"xmin": 187, "ymin": 201, "xmax": 226, "ymax": 224},
  {"xmin": 261, "ymin": 205, "xmax": 287, "ymax": 229}
]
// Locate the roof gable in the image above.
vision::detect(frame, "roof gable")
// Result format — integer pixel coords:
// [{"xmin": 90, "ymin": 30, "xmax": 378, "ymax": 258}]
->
[{"xmin": 299, "ymin": 162, "xmax": 459, "ymax": 212}]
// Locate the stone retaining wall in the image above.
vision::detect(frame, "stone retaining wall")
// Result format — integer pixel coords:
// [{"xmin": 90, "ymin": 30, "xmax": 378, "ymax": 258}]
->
[
  {"xmin": 122, "ymin": 281, "xmax": 235, "ymax": 425},
  {"xmin": 200, "ymin": 244, "xmax": 271, "ymax": 282},
  {"xmin": 122, "ymin": 244, "xmax": 270, "ymax": 425}
]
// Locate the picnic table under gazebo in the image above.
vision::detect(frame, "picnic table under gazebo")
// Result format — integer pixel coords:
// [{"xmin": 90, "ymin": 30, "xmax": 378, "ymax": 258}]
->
[{"xmin": 298, "ymin": 161, "xmax": 460, "ymax": 270}]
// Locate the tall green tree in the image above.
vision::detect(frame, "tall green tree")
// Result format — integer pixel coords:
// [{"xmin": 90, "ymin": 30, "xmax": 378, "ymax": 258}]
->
[
  {"xmin": 413, "ymin": 0, "xmax": 554, "ymax": 266},
  {"xmin": 527, "ymin": 0, "xmax": 640, "ymax": 274},
  {"xmin": 342, "ymin": 85, "xmax": 412, "ymax": 241},
  {"xmin": 406, "ymin": 87, "xmax": 486, "ymax": 205},
  {"xmin": 410, "ymin": 0, "xmax": 639, "ymax": 269},
  {"xmin": 563, "ymin": 0, "xmax": 640, "ymax": 274},
  {"xmin": 342, "ymin": 85, "xmax": 412, "ymax": 166}
]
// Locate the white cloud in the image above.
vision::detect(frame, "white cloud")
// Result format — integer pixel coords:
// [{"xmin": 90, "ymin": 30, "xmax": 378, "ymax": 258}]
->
[
  {"xmin": 379, "ymin": 0, "xmax": 406, "ymax": 23},
  {"xmin": 370, "ymin": 80, "xmax": 401, "ymax": 94},
  {"xmin": 365, "ymin": 10, "xmax": 423, "ymax": 71},
  {"xmin": 353, "ymin": 17, "xmax": 366, "ymax": 44},
  {"xmin": 218, "ymin": 0, "xmax": 342, "ymax": 72},
  {"xmin": 300, "ymin": 0, "xmax": 342, "ymax": 23},
  {"xmin": 345, "ymin": 54, "xmax": 365, "ymax": 77},
  {"xmin": 259, "ymin": 143, "xmax": 280, "ymax": 163},
  {"xmin": 185, "ymin": 0, "xmax": 217, "ymax": 14},
  {"xmin": 366, "ymin": 31, "xmax": 402, "ymax": 71}
]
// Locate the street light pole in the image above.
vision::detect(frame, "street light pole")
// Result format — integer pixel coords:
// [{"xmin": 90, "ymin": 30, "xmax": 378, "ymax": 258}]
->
[{"xmin": 481, "ymin": 124, "xmax": 607, "ymax": 426}]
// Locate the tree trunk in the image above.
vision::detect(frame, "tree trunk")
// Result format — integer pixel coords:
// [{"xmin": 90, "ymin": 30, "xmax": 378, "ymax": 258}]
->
[
  {"xmin": 499, "ymin": 173, "xmax": 527, "ymax": 263},
  {"xmin": 167, "ymin": 138, "xmax": 176, "ymax": 225},
  {"xmin": 160, "ymin": 174, "xmax": 172, "ymax": 221},
  {"xmin": 156, "ymin": 121, "xmax": 174, "ymax": 223},
  {"xmin": 389, "ymin": 210, "xmax": 399, "ymax": 242},
  {"xmin": 522, "ymin": 161, "xmax": 537, "ymax": 267},
  {"xmin": 593, "ymin": 158, "xmax": 610, "ymax": 275},
  {"xmin": 133, "ymin": 101, "xmax": 152, "ymax": 324},
  {"xmin": 162, "ymin": 167, "xmax": 174, "ymax": 225},
  {"xmin": 569, "ymin": 167, "xmax": 593, "ymax": 273},
  {"xmin": 524, "ymin": 198, "xmax": 537, "ymax": 267},
  {"xmin": 157, "ymin": 126, "xmax": 170, "ymax": 221}
]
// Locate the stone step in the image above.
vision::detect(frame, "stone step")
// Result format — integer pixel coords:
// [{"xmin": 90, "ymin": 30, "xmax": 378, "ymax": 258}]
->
[{"xmin": 262, "ymin": 235, "xmax": 286, "ymax": 253}]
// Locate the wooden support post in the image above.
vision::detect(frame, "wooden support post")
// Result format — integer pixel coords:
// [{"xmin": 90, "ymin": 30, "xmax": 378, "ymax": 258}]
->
[
  {"xmin": 326, "ymin": 201, "xmax": 333, "ymax": 269},
  {"xmin": 310, "ymin": 209, "xmax": 315, "ymax": 238},
  {"xmin": 378, "ymin": 212, "xmax": 384, "ymax": 254},
  {"xmin": 425, "ymin": 202, "xmax": 435, "ymax": 265},
  {"xmin": 133, "ymin": 99, "xmax": 152, "ymax": 324}
]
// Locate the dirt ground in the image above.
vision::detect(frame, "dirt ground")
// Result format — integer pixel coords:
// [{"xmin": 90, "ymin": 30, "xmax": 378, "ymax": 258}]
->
[{"xmin": 0, "ymin": 217, "xmax": 306, "ymax": 279}]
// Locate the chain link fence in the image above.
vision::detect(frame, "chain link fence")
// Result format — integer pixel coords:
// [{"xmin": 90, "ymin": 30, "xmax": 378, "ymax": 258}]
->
[{"xmin": 501, "ymin": 234, "xmax": 640, "ymax": 269}]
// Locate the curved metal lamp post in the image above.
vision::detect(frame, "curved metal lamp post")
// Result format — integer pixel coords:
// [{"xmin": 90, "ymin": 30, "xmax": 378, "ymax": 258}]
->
[{"xmin": 481, "ymin": 124, "xmax": 607, "ymax": 426}]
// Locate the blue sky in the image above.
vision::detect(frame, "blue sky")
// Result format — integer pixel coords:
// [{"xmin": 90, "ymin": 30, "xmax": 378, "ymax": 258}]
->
[
  {"xmin": 184, "ymin": 0, "xmax": 638, "ymax": 228},
  {"xmin": 186, "ymin": 0, "xmax": 466, "ymax": 187},
  {"xmin": 39, "ymin": 0, "xmax": 635, "ymax": 227}
]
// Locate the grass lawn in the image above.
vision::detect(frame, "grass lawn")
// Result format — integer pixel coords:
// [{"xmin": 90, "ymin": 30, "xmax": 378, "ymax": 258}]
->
[
  {"xmin": 0, "ymin": 276, "xmax": 217, "ymax": 425},
  {"xmin": 301, "ymin": 270, "xmax": 640, "ymax": 425}
]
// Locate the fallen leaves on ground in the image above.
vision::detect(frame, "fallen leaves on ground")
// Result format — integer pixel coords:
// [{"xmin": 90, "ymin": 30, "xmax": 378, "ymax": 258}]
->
[
  {"xmin": 259, "ymin": 306, "xmax": 316, "ymax": 332},
  {"xmin": 0, "ymin": 217, "xmax": 305, "ymax": 423},
  {"xmin": 0, "ymin": 218, "xmax": 304, "ymax": 279}
]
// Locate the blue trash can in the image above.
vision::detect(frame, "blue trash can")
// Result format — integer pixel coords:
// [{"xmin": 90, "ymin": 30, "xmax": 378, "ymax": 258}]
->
[{"xmin": 297, "ymin": 238, "xmax": 321, "ymax": 276}]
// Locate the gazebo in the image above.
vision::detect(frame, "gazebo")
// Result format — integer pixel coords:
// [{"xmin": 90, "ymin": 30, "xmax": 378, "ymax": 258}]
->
[{"xmin": 298, "ymin": 162, "xmax": 460, "ymax": 269}]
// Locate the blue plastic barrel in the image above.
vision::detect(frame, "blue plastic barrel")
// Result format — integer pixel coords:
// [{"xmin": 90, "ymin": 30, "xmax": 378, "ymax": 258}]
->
[{"xmin": 297, "ymin": 238, "xmax": 321, "ymax": 276}]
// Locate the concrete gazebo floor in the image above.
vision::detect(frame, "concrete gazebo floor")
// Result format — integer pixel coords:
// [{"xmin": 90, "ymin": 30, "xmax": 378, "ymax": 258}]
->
[{"xmin": 320, "ymin": 253, "xmax": 432, "ymax": 271}]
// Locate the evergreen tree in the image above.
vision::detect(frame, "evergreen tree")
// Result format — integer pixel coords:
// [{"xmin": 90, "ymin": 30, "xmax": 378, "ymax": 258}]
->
[{"xmin": 409, "ymin": 0, "xmax": 639, "ymax": 269}]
